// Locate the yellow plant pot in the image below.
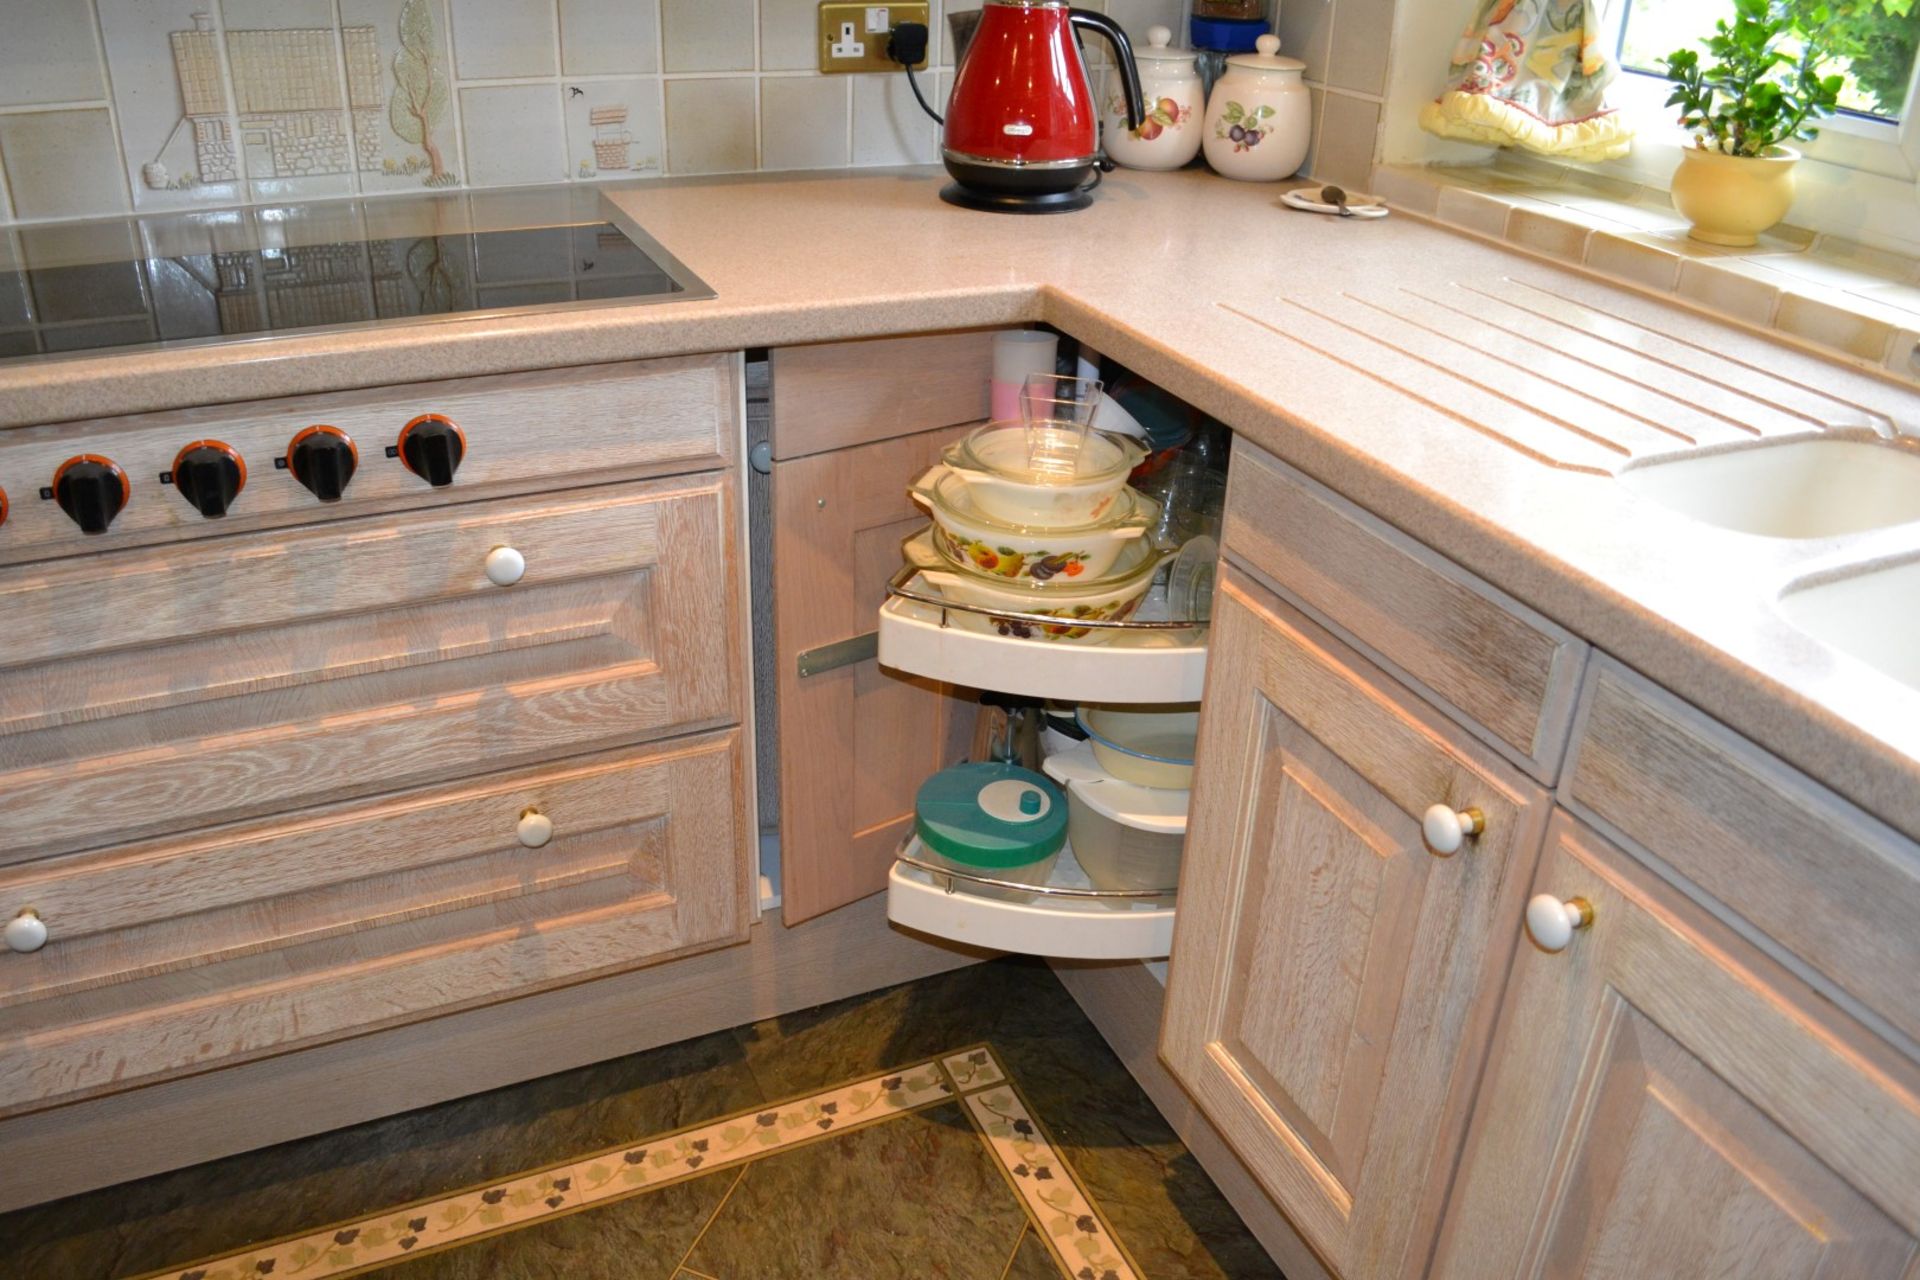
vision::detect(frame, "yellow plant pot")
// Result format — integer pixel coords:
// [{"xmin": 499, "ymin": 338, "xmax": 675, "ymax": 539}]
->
[{"xmin": 1669, "ymin": 144, "xmax": 1799, "ymax": 247}]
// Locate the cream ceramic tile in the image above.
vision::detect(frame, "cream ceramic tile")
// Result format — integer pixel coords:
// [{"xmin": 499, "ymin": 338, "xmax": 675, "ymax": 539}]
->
[
  {"xmin": 942, "ymin": 1046, "xmax": 1007, "ymax": 1090},
  {"xmin": 450, "ymin": 0, "xmax": 558, "ymax": 79},
  {"xmin": 0, "ymin": 109, "xmax": 129, "ymax": 220},
  {"xmin": 962, "ymin": 1084, "xmax": 1142, "ymax": 1280},
  {"xmin": 662, "ymin": 0, "xmax": 755, "ymax": 73},
  {"xmin": 1675, "ymin": 258, "xmax": 1781, "ymax": 326},
  {"xmin": 560, "ymin": 0, "xmax": 660, "ymax": 75},
  {"xmin": 96, "ymin": 1, "xmax": 245, "ymax": 211},
  {"xmin": 219, "ymin": 0, "xmax": 360, "ymax": 202},
  {"xmin": 1103, "ymin": 0, "xmax": 1186, "ymax": 45},
  {"xmin": 340, "ymin": 0, "xmax": 465, "ymax": 192},
  {"xmin": 1584, "ymin": 231, "xmax": 1682, "ymax": 292},
  {"xmin": 1773, "ymin": 288, "xmax": 1896, "ymax": 363},
  {"xmin": 760, "ymin": 0, "xmax": 822, "ymax": 72},
  {"xmin": 1370, "ymin": 164, "xmax": 1442, "ymax": 215},
  {"xmin": 459, "ymin": 84, "xmax": 566, "ymax": 185},
  {"xmin": 1274, "ymin": 0, "xmax": 1334, "ymax": 83},
  {"xmin": 1325, "ymin": 0, "xmax": 1393, "ymax": 96},
  {"xmin": 1433, "ymin": 184, "xmax": 1519, "ymax": 239},
  {"xmin": 1312, "ymin": 90, "xmax": 1378, "ymax": 192},
  {"xmin": 664, "ymin": 77, "xmax": 757, "ymax": 174},
  {"xmin": 0, "ymin": 6, "xmax": 108, "ymax": 107},
  {"xmin": 565, "ymin": 78, "xmax": 664, "ymax": 178},
  {"xmin": 852, "ymin": 72, "xmax": 938, "ymax": 165},
  {"xmin": 760, "ymin": 76, "xmax": 851, "ymax": 171},
  {"xmin": 1739, "ymin": 247, "xmax": 1910, "ymax": 292},
  {"xmin": 1506, "ymin": 205, "xmax": 1590, "ymax": 261}
]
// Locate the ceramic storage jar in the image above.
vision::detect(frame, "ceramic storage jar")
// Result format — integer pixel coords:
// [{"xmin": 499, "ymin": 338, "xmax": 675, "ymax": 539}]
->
[
  {"xmin": 1201, "ymin": 34, "xmax": 1310, "ymax": 181},
  {"xmin": 1103, "ymin": 25, "xmax": 1205, "ymax": 171}
]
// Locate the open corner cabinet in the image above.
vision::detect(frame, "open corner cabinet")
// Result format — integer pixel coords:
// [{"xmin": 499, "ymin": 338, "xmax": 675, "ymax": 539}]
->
[{"xmin": 767, "ymin": 332, "xmax": 1209, "ymax": 960}]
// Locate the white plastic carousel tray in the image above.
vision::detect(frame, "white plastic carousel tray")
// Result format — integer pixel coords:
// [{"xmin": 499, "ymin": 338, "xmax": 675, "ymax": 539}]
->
[
  {"xmin": 887, "ymin": 835, "xmax": 1175, "ymax": 961},
  {"xmin": 876, "ymin": 579, "xmax": 1207, "ymax": 704}
]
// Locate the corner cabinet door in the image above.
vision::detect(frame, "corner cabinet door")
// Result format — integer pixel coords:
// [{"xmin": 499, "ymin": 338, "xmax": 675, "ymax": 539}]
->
[
  {"xmin": 1431, "ymin": 813, "xmax": 1920, "ymax": 1280},
  {"xmin": 1161, "ymin": 565, "xmax": 1549, "ymax": 1280},
  {"xmin": 771, "ymin": 427, "xmax": 977, "ymax": 924}
]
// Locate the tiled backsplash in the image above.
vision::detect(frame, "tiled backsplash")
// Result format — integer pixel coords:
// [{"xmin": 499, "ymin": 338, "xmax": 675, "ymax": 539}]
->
[{"xmin": 0, "ymin": 1, "xmax": 1395, "ymax": 226}]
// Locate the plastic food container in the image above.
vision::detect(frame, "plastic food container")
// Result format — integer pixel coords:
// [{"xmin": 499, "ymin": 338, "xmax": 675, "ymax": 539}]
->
[
  {"xmin": 941, "ymin": 423, "xmax": 1147, "ymax": 527},
  {"xmin": 911, "ymin": 466, "xmax": 1156, "ymax": 584},
  {"xmin": 1042, "ymin": 744, "xmax": 1188, "ymax": 893},
  {"xmin": 914, "ymin": 762, "xmax": 1067, "ymax": 900},
  {"xmin": 1077, "ymin": 704, "xmax": 1200, "ymax": 788},
  {"xmin": 908, "ymin": 529, "xmax": 1166, "ymax": 644}
]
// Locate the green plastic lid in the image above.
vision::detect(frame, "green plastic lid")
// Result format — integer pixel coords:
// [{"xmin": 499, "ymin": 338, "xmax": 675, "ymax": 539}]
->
[{"xmin": 914, "ymin": 763, "xmax": 1067, "ymax": 869}]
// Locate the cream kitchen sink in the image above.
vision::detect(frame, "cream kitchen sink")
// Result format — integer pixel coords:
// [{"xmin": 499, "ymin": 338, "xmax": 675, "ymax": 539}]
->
[
  {"xmin": 1781, "ymin": 560, "xmax": 1920, "ymax": 690},
  {"xmin": 1619, "ymin": 437, "xmax": 1920, "ymax": 539}
]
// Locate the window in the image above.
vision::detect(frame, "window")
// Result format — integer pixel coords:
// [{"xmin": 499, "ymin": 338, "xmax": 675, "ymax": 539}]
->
[
  {"xmin": 1614, "ymin": 0, "xmax": 1919, "ymax": 123},
  {"xmin": 1594, "ymin": 0, "xmax": 1920, "ymax": 193}
]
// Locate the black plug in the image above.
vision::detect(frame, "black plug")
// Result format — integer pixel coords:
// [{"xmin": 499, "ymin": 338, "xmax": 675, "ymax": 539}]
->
[
  {"xmin": 890, "ymin": 22, "xmax": 944, "ymax": 124},
  {"xmin": 887, "ymin": 21, "xmax": 930, "ymax": 68}
]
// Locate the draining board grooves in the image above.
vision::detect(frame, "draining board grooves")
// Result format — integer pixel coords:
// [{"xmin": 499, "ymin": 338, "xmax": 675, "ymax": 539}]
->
[{"xmin": 1223, "ymin": 274, "xmax": 1898, "ymax": 474}]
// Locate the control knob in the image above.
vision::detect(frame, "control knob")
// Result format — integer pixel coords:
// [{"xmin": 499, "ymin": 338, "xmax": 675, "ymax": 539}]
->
[
  {"xmin": 52, "ymin": 455, "xmax": 130, "ymax": 534},
  {"xmin": 170, "ymin": 440, "xmax": 246, "ymax": 518},
  {"xmin": 287, "ymin": 425, "xmax": 358, "ymax": 501},
  {"xmin": 396, "ymin": 414, "xmax": 465, "ymax": 487}
]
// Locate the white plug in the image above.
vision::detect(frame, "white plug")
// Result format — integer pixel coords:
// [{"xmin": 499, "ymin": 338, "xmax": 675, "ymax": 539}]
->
[{"xmin": 830, "ymin": 21, "xmax": 865, "ymax": 58}]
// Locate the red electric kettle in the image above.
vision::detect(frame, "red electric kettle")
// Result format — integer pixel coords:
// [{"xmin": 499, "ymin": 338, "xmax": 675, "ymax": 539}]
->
[{"xmin": 942, "ymin": 0, "xmax": 1145, "ymax": 213}]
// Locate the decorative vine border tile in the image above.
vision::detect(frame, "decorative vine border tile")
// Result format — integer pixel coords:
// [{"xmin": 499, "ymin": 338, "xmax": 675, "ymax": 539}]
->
[
  {"xmin": 133, "ymin": 1062, "xmax": 956, "ymax": 1280},
  {"xmin": 134, "ymin": 1045, "xmax": 1141, "ymax": 1280},
  {"xmin": 954, "ymin": 1050, "xmax": 1144, "ymax": 1280}
]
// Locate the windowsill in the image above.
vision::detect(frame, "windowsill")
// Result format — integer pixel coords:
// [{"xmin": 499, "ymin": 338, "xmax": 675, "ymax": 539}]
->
[{"xmin": 1371, "ymin": 156, "xmax": 1920, "ymax": 386}]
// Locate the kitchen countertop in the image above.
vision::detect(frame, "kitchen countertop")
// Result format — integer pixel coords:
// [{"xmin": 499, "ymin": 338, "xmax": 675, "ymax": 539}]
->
[{"xmin": 3, "ymin": 166, "xmax": 1918, "ymax": 841}]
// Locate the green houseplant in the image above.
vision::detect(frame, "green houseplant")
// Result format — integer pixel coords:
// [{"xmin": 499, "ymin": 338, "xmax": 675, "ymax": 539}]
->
[{"xmin": 1659, "ymin": 0, "xmax": 1846, "ymax": 244}]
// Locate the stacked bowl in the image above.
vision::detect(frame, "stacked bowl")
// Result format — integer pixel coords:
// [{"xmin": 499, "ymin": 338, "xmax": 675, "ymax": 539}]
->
[{"xmin": 906, "ymin": 421, "xmax": 1161, "ymax": 643}]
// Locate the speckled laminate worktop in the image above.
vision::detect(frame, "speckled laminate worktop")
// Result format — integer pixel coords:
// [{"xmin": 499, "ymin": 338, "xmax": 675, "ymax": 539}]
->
[{"xmin": 3, "ymin": 167, "xmax": 1918, "ymax": 841}]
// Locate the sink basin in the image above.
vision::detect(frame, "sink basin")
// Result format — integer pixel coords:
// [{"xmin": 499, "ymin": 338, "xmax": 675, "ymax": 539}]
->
[
  {"xmin": 1781, "ymin": 561, "xmax": 1920, "ymax": 690},
  {"xmin": 1619, "ymin": 438, "xmax": 1920, "ymax": 539}
]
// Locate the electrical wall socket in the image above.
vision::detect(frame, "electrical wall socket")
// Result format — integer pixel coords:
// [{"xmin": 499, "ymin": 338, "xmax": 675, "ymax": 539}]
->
[{"xmin": 818, "ymin": 2, "xmax": 930, "ymax": 73}]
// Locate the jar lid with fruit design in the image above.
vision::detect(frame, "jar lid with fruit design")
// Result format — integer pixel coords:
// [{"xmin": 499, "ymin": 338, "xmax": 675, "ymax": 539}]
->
[{"xmin": 1225, "ymin": 33, "xmax": 1304, "ymax": 74}]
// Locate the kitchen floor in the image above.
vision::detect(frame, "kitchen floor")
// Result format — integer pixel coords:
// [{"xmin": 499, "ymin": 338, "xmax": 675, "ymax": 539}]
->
[{"xmin": 3, "ymin": 959, "xmax": 1283, "ymax": 1280}]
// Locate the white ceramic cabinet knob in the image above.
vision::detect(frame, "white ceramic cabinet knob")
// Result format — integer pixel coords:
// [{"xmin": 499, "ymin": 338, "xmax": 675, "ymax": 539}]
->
[
  {"xmin": 484, "ymin": 545, "xmax": 526, "ymax": 587},
  {"xmin": 516, "ymin": 807, "xmax": 554, "ymax": 849},
  {"xmin": 6, "ymin": 909, "xmax": 48, "ymax": 954},
  {"xmin": 1422, "ymin": 804, "xmax": 1485, "ymax": 856},
  {"xmin": 1525, "ymin": 895, "xmax": 1594, "ymax": 953}
]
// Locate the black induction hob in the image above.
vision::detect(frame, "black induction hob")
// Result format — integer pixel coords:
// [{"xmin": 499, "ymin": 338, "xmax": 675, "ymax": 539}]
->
[{"xmin": 0, "ymin": 186, "xmax": 712, "ymax": 362}]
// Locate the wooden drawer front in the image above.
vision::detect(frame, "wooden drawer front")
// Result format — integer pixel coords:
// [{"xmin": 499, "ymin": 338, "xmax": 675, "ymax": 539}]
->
[
  {"xmin": 1432, "ymin": 815, "xmax": 1920, "ymax": 1280},
  {"xmin": 0, "ymin": 475, "xmax": 740, "ymax": 861},
  {"xmin": 0, "ymin": 732, "xmax": 750, "ymax": 1115},
  {"xmin": 1565, "ymin": 658, "xmax": 1920, "ymax": 1049},
  {"xmin": 1161, "ymin": 565, "xmax": 1549, "ymax": 1280},
  {"xmin": 1222, "ymin": 443, "xmax": 1585, "ymax": 779},
  {"xmin": 768, "ymin": 331, "xmax": 992, "ymax": 460},
  {"xmin": 0, "ymin": 353, "xmax": 737, "ymax": 562}
]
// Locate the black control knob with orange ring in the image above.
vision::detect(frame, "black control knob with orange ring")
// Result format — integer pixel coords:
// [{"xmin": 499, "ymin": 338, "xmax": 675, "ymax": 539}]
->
[
  {"xmin": 168, "ymin": 440, "xmax": 246, "ymax": 518},
  {"xmin": 395, "ymin": 413, "xmax": 465, "ymax": 487},
  {"xmin": 286, "ymin": 425, "xmax": 358, "ymax": 502},
  {"xmin": 51, "ymin": 455, "xmax": 130, "ymax": 534}
]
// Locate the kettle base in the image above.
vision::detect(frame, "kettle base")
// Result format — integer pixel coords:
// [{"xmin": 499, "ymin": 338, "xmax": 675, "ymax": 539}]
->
[{"xmin": 939, "ymin": 182, "xmax": 1093, "ymax": 214}]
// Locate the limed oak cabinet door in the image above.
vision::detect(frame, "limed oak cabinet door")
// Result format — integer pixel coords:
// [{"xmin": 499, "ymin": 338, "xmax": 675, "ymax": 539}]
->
[
  {"xmin": 1430, "ymin": 813, "xmax": 1920, "ymax": 1280},
  {"xmin": 1161, "ymin": 565, "xmax": 1549, "ymax": 1280}
]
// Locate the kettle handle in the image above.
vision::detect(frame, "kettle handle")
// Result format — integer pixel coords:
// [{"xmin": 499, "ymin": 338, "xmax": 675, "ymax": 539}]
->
[{"xmin": 1069, "ymin": 10, "xmax": 1144, "ymax": 132}]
